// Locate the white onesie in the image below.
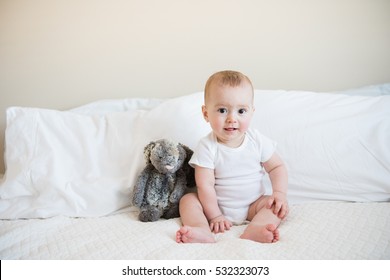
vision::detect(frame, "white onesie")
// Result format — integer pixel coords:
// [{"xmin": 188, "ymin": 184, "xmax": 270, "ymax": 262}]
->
[{"xmin": 189, "ymin": 128, "xmax": 276, "ymax": 225}]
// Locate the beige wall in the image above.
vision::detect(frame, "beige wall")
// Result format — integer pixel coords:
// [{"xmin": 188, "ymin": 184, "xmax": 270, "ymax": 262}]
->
[{"xmin": 1, "ymin": 0, "xmax": 390, "ymax": 174}]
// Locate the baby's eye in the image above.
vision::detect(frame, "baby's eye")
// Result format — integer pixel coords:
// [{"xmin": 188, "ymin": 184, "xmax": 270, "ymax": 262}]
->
[
  {"xmin": 218, "ymin": 108, "xmax": 227, "ymax": 114},
  {"xmin": 238, "ymin": 108, "xmax": 247, "ymax": 115}
]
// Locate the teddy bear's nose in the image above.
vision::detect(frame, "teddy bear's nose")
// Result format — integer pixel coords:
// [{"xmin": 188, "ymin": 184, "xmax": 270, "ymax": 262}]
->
[{"xmin": 165, "ymin": 165, "xmax": 174, "ymax": 170}]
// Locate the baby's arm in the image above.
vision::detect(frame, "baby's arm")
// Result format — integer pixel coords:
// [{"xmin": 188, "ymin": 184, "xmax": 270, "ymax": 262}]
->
[
  {"xmin": 263, "ymin": 153, "xmax": 289, "ymax": 219},
  {"xmin": 195, "ymin": 165, "xmax": 232, "ymax": 233}
]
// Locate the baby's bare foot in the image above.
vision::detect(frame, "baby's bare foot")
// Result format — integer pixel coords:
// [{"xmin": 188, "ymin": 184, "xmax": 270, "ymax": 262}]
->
[
  {"xmin": 240, "ymin": 224, "xmax": 279, "ymax": 243},
  {"xmin": 176, "ymin": 226, "xmax": 215, "ymax": 243}
]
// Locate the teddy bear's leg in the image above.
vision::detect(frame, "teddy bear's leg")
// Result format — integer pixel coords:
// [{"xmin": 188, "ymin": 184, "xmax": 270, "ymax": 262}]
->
[
  {"xmin": 139, "ymin": 205, "xmax": 163, "ymax": 222},
  {"xmin": 162, "ymin": 204, "xmax": 180, "ymax": 219}
]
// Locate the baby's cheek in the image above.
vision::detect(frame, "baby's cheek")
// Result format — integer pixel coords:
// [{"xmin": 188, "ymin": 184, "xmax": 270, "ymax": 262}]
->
[{"xmin": 240, "ymin": 121, "xmax": 251, "ymax": 131}]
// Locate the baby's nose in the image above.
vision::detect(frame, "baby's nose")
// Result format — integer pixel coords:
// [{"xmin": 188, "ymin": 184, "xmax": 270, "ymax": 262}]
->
[{"xmin": 226, "ymin": 113, "xmax": 237, "ymax": 123}]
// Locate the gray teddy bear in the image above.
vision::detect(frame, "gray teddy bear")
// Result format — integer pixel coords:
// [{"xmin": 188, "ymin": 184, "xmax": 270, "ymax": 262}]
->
[{"xmin": 132, "ymin": 139, "xmax": 195, "ymax": 222}]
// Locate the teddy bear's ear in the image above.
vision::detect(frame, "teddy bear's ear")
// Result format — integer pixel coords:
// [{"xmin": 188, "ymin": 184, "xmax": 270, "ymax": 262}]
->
[
  {"xmin": 179, "ymin": 143, "xmax": 196, "ymax": 188},
  {"xmin": 178, "ymin": 143, "xmax": 194, "ymax": 164},
  {"xmin": 144, "ymin": 141, "xmax": 156, "ymax": 163}
]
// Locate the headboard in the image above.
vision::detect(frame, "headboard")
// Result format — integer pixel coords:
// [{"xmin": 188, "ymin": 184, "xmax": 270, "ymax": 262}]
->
[{"xmin": 1, "ymin": 0, "xmax": 390, "ymax": 174}]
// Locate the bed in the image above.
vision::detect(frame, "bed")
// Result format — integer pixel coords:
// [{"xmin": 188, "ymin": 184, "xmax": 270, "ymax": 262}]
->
[{"xmin": 1, "ymin": 84, "xmax": 389, "ymax": 260}]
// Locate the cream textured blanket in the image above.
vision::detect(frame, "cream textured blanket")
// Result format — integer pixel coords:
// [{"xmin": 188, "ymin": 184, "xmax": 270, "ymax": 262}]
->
[{"xmin": 1, "ymin": 202, "xmax": 389, "ymax": 260}]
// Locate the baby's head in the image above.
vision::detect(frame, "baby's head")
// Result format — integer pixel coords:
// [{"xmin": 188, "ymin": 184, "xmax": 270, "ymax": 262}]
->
[{"xmin": 202, "ymin": 70, "xmax": 255, "ymax": 147}]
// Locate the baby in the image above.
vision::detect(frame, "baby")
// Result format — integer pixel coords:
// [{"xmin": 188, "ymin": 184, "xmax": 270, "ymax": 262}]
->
[{"xmin": 176, "ymin": 70, "xmax": 289, "ymax": 243}]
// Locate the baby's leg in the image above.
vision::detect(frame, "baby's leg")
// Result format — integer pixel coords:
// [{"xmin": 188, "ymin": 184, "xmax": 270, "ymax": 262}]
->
[
  {"xmin": 176, "ymin": 193, "xmax": 215, "ymax": 243},
  {"xmin": 240, "ymin": 196, "xmax": 281, "ymax": 243}
]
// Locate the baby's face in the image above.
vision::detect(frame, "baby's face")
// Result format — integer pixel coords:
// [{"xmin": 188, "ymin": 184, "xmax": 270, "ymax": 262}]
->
[{"xmin": 202, "ymin": 82, "xmax": 254, "ymax": 148}]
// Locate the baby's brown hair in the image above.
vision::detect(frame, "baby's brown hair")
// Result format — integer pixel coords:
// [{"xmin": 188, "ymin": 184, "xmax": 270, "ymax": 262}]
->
[{"xmin": 204, "ymin": 70, "xmax": 254, "ymax": 103}]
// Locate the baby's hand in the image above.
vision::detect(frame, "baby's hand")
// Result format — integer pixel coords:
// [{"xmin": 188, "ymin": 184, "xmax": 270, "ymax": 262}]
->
[
  {"xmin": 267, "ymin": 191, "xmax": 289, "ymax": 219},
  {"xmin": 209, "ymin": 214, "xmax": 232, "ymax": 233}
]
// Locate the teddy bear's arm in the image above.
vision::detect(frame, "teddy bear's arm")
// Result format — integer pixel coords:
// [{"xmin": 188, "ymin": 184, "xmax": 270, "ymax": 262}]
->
[
  {"xmin": 132, "ymin": 166, "xmax": 151, "ymax": 207},
  {"xmin": 169, "ymin": 170, "xmax": 187, "ymax": 203}
]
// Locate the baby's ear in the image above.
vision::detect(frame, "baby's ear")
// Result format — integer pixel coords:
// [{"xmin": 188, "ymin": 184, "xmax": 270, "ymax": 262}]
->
[
  {"xmin": 143, "ymin": 141, "xmax": 156, "ymax": 163},
  {"xmin": 201, "ymin": 105, "xmax": 209, "ymax": 122}
]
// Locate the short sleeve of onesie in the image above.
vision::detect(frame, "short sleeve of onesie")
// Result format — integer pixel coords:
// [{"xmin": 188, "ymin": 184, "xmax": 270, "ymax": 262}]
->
[
  {"xmin": 189, "ymin": 133, "xmax": 216, "ymax": 169},
  {"xmin": 254, "ymin": 129, "xmax": 277, "ymax": 163}
]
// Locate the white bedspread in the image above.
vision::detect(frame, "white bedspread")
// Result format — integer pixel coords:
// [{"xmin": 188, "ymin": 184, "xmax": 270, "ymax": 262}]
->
[{"xmin": 1, "ymin": 201, "xmax": 389, "ymax": 260}]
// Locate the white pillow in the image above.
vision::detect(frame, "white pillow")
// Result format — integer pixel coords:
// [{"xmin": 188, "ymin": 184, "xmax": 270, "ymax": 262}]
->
[
  {"xmin": 253, "ymin": 90, "xmax": 390, "ymax": 204},
  {"xmin": 0, "ymin": 107, "xmax": 141, "ymax": 218}
]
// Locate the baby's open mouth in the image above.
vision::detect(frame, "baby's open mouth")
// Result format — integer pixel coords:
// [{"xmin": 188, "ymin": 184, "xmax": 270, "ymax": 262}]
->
[{"xmin": 224, "ymin": 127, "xmax": 237, "ymax": 131}]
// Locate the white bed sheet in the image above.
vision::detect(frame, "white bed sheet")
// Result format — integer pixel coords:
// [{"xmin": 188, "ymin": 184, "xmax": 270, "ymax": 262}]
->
[{"xmin": 1, "ymin": 201, "xmax": 389, "ymax": 260}]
